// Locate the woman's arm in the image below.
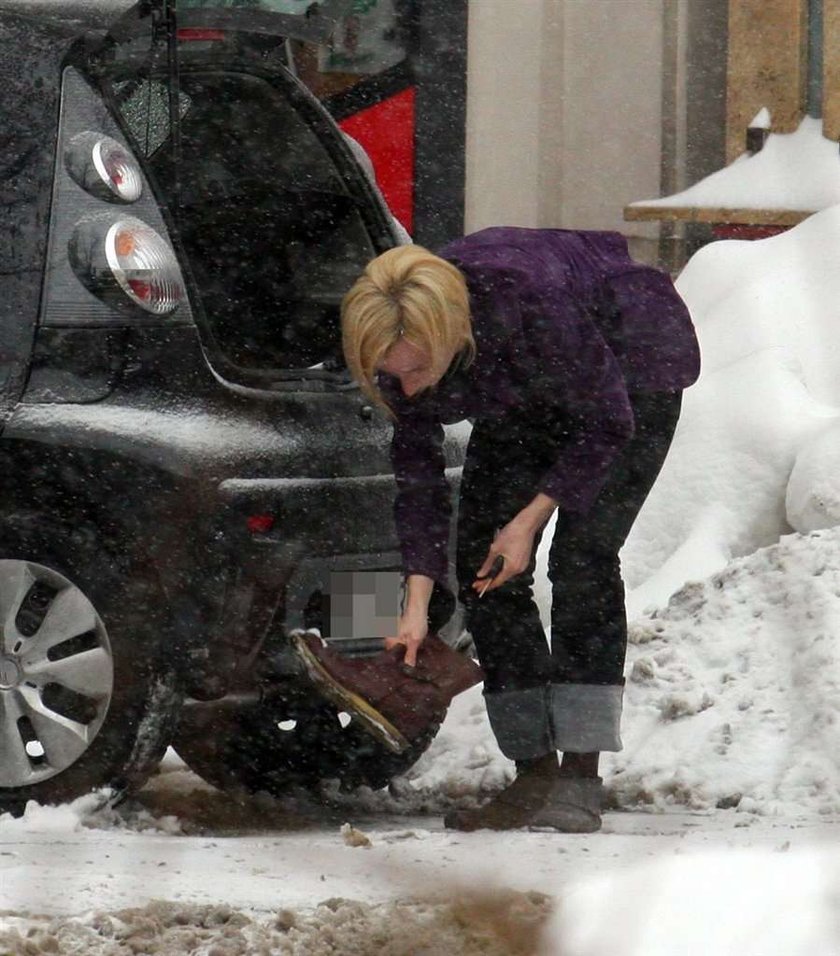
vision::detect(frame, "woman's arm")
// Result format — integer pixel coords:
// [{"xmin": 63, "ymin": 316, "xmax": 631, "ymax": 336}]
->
[
  {"xmin": 385, "ymin": 393, "xmax": 453, "ymax": 662},
  {"xmin": 389, "ymin": 405, "xmax": 452, "ymax": 587}
]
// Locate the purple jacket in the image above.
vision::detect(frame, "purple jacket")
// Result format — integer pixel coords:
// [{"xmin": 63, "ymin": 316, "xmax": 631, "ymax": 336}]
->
[{"xmin": 380, "ymin": 227, "xmax": 700, "ymax": 585}]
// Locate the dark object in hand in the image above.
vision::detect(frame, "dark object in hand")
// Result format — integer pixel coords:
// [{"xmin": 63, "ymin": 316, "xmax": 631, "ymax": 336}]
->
[{"xmin": 477, "ymin": 554, "xmax": 505, "ymax": 598}]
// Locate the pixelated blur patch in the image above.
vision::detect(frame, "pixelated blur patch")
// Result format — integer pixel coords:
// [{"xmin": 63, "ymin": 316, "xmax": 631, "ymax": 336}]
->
[{"xmin": 330, "ymin": 571, "xmax": 401, "ymax": 640}]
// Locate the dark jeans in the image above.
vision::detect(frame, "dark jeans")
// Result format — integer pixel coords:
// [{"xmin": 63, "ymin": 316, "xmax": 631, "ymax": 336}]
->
[{"xmin": 455, "ymin": 391, "xmax": 682, "ymax": 757}]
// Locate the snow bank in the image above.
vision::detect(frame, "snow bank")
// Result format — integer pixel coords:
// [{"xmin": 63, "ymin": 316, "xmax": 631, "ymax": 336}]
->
[
  {"xmin": 787, "ymin": 420, "xmax": 840, "ymax": 531},
  {"xmin": 622, "ymin": 205, "xmax": 840, "ymax": 609},
  {"xmin": 613, "ymin": 527, "xmax": 840, "ymax": 815}
]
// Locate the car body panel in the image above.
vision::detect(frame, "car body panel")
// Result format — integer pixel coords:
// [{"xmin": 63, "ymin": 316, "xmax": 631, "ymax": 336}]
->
[{"xmin": 0, "ymin": 11, "xmax": 73, "ymax": 422}]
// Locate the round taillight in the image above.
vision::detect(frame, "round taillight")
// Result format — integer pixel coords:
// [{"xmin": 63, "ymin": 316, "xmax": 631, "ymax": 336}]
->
[
  {"xmin": 104, "ymin": 219, "xmax": 185, "ymax": 314},
  {"xmin": 69, "ymin": 217, "xmax": 186, "ymax": 316},
  {"xmin": 65, "ymin": 132, "xmax": 143, "ymax": 203}
]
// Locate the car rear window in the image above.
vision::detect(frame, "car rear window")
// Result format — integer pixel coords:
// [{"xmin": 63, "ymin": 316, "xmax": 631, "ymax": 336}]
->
[{"xmin": 110, "ymin": 70, "xmax": 376, "ymax": 375}]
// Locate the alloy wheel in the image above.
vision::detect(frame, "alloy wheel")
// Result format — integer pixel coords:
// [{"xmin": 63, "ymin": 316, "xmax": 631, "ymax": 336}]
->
[{"xmin": 0, "ymin": 560, "xmax": 113, "ymax": 788}]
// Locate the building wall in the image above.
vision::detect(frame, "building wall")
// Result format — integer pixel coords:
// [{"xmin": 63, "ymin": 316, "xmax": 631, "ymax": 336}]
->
[
  {"xmin": 555, "ymin": 0, "xmax": 664, "ymax": 244},
  {"xmin": 464, "ymin": 0, "xmax": 714, "ymax": 264},
  {"xmin": 463, "ymin": 0, "xmax": 545, "ymax": 228}
]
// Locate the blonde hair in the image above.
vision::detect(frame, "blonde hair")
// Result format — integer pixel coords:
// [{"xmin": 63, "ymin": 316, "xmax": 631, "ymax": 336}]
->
[{"xmin": 341, "ymin": 244, "xmax": 475, "ymax": 410}]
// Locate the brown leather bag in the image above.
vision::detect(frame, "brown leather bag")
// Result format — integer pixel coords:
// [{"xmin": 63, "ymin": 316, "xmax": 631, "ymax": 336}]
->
[{"xmin": 293, "ymin": 632, "xmax": 484, "ymax": 753}]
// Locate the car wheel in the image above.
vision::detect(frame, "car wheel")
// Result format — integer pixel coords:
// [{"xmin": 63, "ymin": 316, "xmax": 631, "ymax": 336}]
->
[
  {"xmin": 0, "ymin": 517, "xmax": 181, "ymax": 813},
  {"xmin": 173, "ymin": 684, "xmax": 439, "ymax": 796}
]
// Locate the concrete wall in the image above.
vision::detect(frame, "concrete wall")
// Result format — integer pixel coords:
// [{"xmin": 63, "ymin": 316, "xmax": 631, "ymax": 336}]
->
[
  {"xmin": 464, "ymin": 0, "xmax": 667, "ymax": 261},
  {"xmin": 463, "ymin": 0, "xmax": 546, "ymax": 228}
]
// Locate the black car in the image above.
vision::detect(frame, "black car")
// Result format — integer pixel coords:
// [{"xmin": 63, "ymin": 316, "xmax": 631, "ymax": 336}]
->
[{"xmin": 0, "ymin": 0, "xmax": 464, "ymax": 812}]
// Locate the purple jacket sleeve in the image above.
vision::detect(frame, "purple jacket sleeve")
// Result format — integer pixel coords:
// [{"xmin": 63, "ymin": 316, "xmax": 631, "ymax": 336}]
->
[
  {"xmin": 390, "ymin": 411, "xmax": 452, "ymax": 585},
  {"xmin": 521, "ymin": 286, "xmax": 636, "ymax": 513}
]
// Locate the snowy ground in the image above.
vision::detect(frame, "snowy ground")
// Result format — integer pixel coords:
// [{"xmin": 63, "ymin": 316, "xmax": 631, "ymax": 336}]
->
[
  {"xmin": 6, "ymin": 196, "xmax": 840, "ymax": 952},
  {"xmin": 2, "ymin": 745, "xmax": 839, "ymax": 955}
]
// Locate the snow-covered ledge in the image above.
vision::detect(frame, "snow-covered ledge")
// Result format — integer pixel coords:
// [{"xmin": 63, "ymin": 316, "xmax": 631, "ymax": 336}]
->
[{"xmin": 625, "ymin": 116, "xmax": 840, "ymax": 229}]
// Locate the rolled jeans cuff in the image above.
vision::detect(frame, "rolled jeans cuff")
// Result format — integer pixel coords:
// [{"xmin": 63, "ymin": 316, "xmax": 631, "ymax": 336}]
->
[
  {"xmin": 484, "ymin": 683, "xmax": 623, "ymax": 760},
  {"xmin": 550, "ymin": 683, "xmax": 623, "ymax": 753}
]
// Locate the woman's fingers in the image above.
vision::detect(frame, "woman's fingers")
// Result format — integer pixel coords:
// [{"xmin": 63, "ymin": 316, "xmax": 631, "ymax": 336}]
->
[
  {"xmin": 386, "ymin": 626, "xmax": 427, "ymax": 666},
  {"xmin": 400, "ymin": 634, "xmax": 424, "ymax": 667}
]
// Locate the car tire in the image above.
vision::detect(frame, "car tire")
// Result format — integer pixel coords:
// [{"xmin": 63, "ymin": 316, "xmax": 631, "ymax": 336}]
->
[
  {"xmin": 173, "ymin": 684, "xmax": 439, "ymax": 797},
  {"xmin": 0, "ymin": 515, "xmax": 181, "ymax": 813}
]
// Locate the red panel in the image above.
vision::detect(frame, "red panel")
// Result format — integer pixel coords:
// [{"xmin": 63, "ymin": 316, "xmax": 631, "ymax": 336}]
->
[
  {"xmin": 711, "ymin": 224, "xmax": 791, "ymax": 241},
  {"xmin": 340, "ymin": 87, "xmax": 416, "ymax": 235},
  {"xmin": 177, "ymin": 28, "xmax": 226, "ymax": 41}
]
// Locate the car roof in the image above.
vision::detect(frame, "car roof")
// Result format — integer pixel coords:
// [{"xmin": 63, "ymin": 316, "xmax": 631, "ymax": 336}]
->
[{"xmin": 0, "ymin": 0, "xmax": 138, "ymax": 44}]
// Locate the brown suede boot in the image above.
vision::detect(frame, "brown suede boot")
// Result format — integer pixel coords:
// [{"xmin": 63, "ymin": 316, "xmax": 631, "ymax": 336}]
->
[
  {"xmin": 527, "ymin": 776, "xmax": 604, "ymax": 833},
  {"xmin": 292, "ymin": 631, "xmax": 484, "ymax": 754},
  {"xmin": 443, "ymin": 754, "xmax": 561, "ymax": 831}
]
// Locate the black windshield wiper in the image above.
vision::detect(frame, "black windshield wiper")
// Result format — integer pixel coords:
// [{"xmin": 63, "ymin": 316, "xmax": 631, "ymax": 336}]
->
[{"xmin": 149, "ymin": 0, "xmax": 182, "ymax": 222}]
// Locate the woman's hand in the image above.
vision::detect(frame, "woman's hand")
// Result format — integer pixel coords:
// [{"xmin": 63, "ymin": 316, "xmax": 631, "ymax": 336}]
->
[
  {"xmin": 471, "ymin": 520, "xmax": 536, "ymax": 593},
  {"xmin": 471, "ymin": 493, "xmax": 558, "ymax": 595},
  {"xmin": 385, "ymin": 574, "xmax": 433, "ymax": 667}
]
